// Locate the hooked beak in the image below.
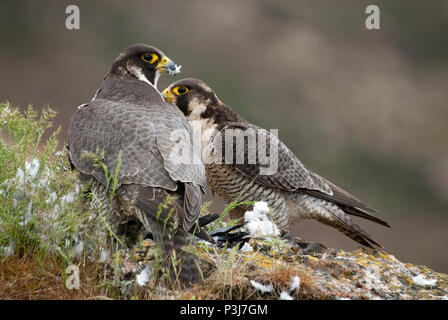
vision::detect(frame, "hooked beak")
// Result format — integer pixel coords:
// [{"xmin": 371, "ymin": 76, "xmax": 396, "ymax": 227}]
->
[
  {"xmin": 162, "ymin": 88, "xmax": 175, "ymax": 102},
  {"xmin": 156, "ymin": 56, "xmax": 181, "ymax": 76}
]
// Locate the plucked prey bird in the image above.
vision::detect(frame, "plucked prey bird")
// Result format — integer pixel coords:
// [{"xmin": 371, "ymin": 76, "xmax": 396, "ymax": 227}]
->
[
  {"xmin": 162, "ymin": 78, "xmax": 390, "ymax": 249},
  {"xmin": 67, "ymin": 45, "xmax": 206, "ymax": 286}
]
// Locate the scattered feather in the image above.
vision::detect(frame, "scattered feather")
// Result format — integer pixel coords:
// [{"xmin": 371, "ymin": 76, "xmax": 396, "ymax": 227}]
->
[
  {"xmin": 246, "ymin": 220, "xmax": 279, "ymax": 237},
  {"xmin": 244, "ymin": 202, "xmax": 280, "ymax": 237},
  {"xmin": 250, "ymin": 280, "xmax": 273, "ymax": 293},
  {"xmin": 279, "ymin": 290, "xmax": 293, "ymax": 300},
  {"xmin": 412, "ymin": 274, "xmax": 437, "ymax": 286},
  {"xmin": 240, "ymin": 242, "xmax": 254, "ymax": 252},
  {"xmin": 290, "ymin": 276, "xmax": 301, "ymax": 291},
  {"xmin": 253, "ymin": 201, "xmax": 270, "ymax": 214},
  {"xmin": 136, "ymin": 266, "xmax": 151, "ymax": 286}
]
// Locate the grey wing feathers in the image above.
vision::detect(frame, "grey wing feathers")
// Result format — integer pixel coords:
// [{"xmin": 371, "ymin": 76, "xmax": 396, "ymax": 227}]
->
[
  {"xmin": 216, "ymin": 122, "xmax": 333, "ymax": 195},
  {"xmin": 156, "ymin": 104, "xmax": 206, "ymax": 188},
  {"xmin": 68, "ymin": 98, "xmax": 205, "ymax": 191},
  {"xmin": 215, "ymin": 122, "xmax": 389, "ymax": 229},
  {"xmin": 183, "ymin": 183, "xmax": 203, "ymax": 231},
  {"xmin": 69, "ymin": 99, "xmax": 174, "ymax": 189},
  {"xmin": 68, "ymin": 98, "xmax": 206, "ymax": 237},
  {"xmin": 155, "ymin": 105, "xmax": 206, "ymax": 230}
]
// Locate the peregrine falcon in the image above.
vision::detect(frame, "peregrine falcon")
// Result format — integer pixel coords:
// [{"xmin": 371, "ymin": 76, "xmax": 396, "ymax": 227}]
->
[
  {"xmin": 162, "ymin": 78, "xmax": 390, "ymax": 249},
  {"xmin": 67, "ymin": 45, "xmax": 205, "ymax": 286}
]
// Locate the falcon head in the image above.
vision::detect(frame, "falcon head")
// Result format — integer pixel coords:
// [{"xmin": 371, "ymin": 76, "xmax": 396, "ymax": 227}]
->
[
  {"xmin": 162, "ymin": 78, "xmax": 222, "ymax": 121},
  {"xmin": 108, "ymin": 44, "xmax": 181, "ymax": 88}
]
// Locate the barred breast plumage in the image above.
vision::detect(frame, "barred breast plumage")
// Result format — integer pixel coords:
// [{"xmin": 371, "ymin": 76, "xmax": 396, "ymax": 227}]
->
[{"xmin": 206, "ymin": 163, "xmax": 289, "ymax": 227}]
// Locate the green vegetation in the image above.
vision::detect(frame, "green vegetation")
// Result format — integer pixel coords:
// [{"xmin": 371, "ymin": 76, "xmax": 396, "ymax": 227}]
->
[
  {"xmin": 0, "ymin": 102, "xmax": 131, "ymax": 298},
  {"xmin": 0, "ymin": 102, "xmax": 79, "ymax": 260}
]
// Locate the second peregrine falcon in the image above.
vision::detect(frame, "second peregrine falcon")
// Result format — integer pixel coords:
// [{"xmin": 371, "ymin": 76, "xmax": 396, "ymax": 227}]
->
[
  {"xmin": 68, "ymin": 45, "xmax": 204, "ymax": 286},
  {"xmin": 162, "ymin": 78, "xmax": 390, "ymax": 249}
]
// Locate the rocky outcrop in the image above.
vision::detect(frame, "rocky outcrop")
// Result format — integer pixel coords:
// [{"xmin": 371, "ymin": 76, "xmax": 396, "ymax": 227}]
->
[{"xmin": 112, "ymin": 236, "xmax": 448, "ymax": 300}]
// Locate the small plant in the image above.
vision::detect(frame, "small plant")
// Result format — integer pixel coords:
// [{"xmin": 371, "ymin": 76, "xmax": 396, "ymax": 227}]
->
[
  {"xmin": 0, "ymin": 102, "xmax": 81, "ymax": 261},
  {"xmin": 0, "ymin": 102, "xmax": 126, "ymax": 299},
  {"xmin": 206, "ymin": 179, "xmax": 257, "ymax": 233}
]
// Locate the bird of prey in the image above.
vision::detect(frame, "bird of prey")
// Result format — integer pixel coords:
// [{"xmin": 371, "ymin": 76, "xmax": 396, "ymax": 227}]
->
[
  {"xmin": 162, "ymin": 78, "xmax": 390, "ymax": 249},
  {"xmin": 67, "ymin": 45, "xmax": 206, "ymax": 286}
]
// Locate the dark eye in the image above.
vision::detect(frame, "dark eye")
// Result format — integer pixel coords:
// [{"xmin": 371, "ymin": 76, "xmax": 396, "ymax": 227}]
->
[
  {"xmin": 173, "ymin": 86, "xmax": 189, "ymax": 96},
  {"xmin": 141, "ymin": 53, "xmax": 158, "ymax": 64}
]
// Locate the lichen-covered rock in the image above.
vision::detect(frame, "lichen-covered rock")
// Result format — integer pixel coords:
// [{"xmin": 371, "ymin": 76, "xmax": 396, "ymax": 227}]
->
[
  {"xmin": 110, "ymin": 235, "xmax": 447, "ymax": 300},
  {"xmin": 284, "ymin": 238, "xmax": 448, "ymax": 300}
]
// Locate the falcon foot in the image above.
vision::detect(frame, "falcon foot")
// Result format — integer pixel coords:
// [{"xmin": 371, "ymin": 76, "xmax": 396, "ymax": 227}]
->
[
  {"xmin": 209, "ymin": 223, "xmax": 250, "ymax": 248},
  {"xmin": 140, "ymin": 213, "xmax": 251, "ymax": 249}
]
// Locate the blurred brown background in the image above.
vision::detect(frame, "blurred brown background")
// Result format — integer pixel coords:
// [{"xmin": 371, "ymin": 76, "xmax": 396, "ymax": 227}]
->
[{"xmin": 1, "ymin": 1, "xmax": 447, "ymax": 272}]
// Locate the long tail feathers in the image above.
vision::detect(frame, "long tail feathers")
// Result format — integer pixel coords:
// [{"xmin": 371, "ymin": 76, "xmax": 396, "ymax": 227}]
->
[
  {"xmin": 339, "ymin": 205, "xmax": 390, "ymax": 228},
  {"xmin": 330, "ymin": 212, "xmax": 384, "ymax": 249},
  {"xmin": 291, "ymin": 194, "xmax": 385, "ymax": 249},
  {"xmin": 303, "ymin": 178, "xmax": 390, "ymax": 229}
]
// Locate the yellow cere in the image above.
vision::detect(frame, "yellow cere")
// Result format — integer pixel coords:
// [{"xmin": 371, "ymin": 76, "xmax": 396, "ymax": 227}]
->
[
  {"xmin": 163, "ymin": 89, "xmax": 175, "ymax": 102},
  {"xmin": 156, "ymin": 56, "xmax": 169, "ymax": 69}
]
